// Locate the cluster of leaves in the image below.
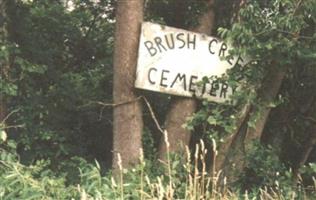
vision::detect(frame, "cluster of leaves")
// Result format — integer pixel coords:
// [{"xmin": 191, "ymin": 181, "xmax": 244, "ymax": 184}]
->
[
  {"xmin": 225, "ymin": 0, "xmax": 316, "ymax": 167},
  {"xmin": 183, "ymin": 1, "xmax": 316, "ymax": 194},
  {"xmin": 236, "ymin": 141, "xmax": 316, "ymax": 199},
  {"xmin": 3, "ymin": 0, "xmax": 115, "ymax": 167},
  {"xmin": 188, "ymin": 0, "xmax": 316, "ymax": 147},
  {"xmin": 186, "ymin": 100, "xmax": 237, "ymax": 144},
  {"xmin": 1, "ymin": 135, "xmax": 315, "ymax": 199},
  {"xmin": 237, "ymin": 141, "xmax": 290, "ymax": 190}
]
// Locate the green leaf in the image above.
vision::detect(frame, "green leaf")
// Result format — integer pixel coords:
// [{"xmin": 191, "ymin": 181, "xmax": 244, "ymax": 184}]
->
[
  {"xmin": 0, "ymin": 130, "xmax": 7, "ymax": 142},
  {"xmin": 207, "ymin": 116, "xmax": 217, "ymax": 125}
]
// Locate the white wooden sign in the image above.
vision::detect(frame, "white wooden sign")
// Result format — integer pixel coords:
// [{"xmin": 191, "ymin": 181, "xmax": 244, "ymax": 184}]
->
[{"xmin": 135, "ymin": 22, "xmax": 246, "ymax": 103}]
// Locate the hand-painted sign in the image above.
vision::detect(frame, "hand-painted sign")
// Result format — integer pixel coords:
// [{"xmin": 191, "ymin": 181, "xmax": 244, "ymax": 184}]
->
[{"xmin": 135, "ymin": 22, "xmax": 246, "ymax": 103}]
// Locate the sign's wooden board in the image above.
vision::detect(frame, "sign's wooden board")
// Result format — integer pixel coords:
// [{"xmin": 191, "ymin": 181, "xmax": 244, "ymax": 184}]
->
[{"xmin": 135, "ymin": 22, "xmax": 245, "ymax": 103}]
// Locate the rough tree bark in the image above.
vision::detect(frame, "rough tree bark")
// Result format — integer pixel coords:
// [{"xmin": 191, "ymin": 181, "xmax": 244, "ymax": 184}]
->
[
  {"xmin": 244, "ymin": 67, "xmax": 286, "ymax": 144},
  {"xmin": 217, "ymin": 67, "xmax": 286, "ymax": 183},
  {"xmin": 158, "ymin": 0, "xmax": 216, "ymax": 160},
  {"xmin": 213, "ymin": 103, "xmax": 251, "ymax": 173},
  {"xmin": 112, "ymin": 0, "xmax": 144, "ymax": 169},
  {"xmin": 199, "ymin": 1, "xmax": 287, "ymax": 181},
  {"xmin": 293, "ymin": 100, "xmax": 316, "ymax": 183},
  {"xmin": 293, "ymin": 126, "xmax": 316, "ymax": 183}
]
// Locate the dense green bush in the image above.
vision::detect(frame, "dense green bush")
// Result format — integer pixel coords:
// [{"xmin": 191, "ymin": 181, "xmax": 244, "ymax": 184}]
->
[
  {"xmin": 1, "ymin": 135, "xmax": 316, "ymax": 199},
  {"xmin": 3, "ymin": 0, "xmax": 115, "ymax": 168}
]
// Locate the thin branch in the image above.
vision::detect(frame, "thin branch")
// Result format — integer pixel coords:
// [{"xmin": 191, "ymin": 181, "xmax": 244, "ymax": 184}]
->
[
  {"xmin": 1, "ymin": 108, "xmax": 21, "ymax": 124},
  {"xmin": 81, "ymin": 96, "xmax": 142, "ymax": 108},
  {"xmin": 293, "ymin": 0, "xmax": 303, "ymax": 16},
  {"xmin": 141, "ymin": 96, "xmax": 164, "ymax": 134},
  {"xmin": 81, "ymin": 96, "xmax": 165, "ymax": 134},
  {"xmin": 2, "ymin": 124, "xmax": 25, "ymax": 129},
  {"xmin": 301, "ymin": 116, "xmax": 316, "ymax": 124},
  {"xmin": 274, "ymin": 29, "xmax": 314, "ymax": 40}
]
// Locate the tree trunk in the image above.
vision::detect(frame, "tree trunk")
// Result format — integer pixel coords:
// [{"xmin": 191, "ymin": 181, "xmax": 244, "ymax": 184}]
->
[
  {"xmin": 208, "ymin": 0, "xmax": 246, "ymax": 174},
  {"xmin": 244, "ymin": 68, "xmax": 286, "ymax": 144},
  {"xmin": 213, "ymin": 103, "xmax": 251, "ymax": 173},
  {"xmin": 158, "ymin": 0, "xmax": 215, "ymax": 160},
  {"xmin": 292, "ymin": 99, "xmax": 316, "ymax": 183},
  {"xmin": 217, "ymin": 67, "xmax": 286, "ymax": 184},
  {"xmin": 112, "ymin": 0, "xmax": 144, "ymax": 169}
]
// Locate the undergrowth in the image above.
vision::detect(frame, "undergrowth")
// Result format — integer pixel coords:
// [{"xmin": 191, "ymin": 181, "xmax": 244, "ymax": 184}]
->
[{"xmin": 1, "ymin": 130, "xmax": 316, "ymax": 200}]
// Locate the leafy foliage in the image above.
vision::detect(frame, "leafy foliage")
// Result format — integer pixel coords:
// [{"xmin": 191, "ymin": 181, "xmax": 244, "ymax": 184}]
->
[
  {"xmin": 189, "ymin": 0, "xmax": 316, "ymax": 148},
  {"xmin": 237, "ymin": 141, "xmax": 290, "ymax": 190},
  {"xmin": 1, "ymin": 137, "xmax": 315, "ymax": 199},
  {"xmin": 3, "ymin": 0, "xmax": 115, "ymax": 167}
]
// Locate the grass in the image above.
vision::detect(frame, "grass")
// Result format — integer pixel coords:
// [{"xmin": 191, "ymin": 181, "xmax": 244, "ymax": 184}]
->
[{"xmin": 0, "ymin": 130, "xmax": 316, "ymax": 199}]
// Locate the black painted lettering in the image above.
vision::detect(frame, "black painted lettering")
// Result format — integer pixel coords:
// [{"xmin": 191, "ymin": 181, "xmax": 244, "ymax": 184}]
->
[
  {"xmin": 201, "ymin": 80, "xmax": 208, "ymax": 95},
  {"xmin": 208, "ymin": 39, "xmax": 218, "ymax": 54},
  {"xmin": 148, "ymin": 67, "xmax": 157, "ymax": 84},
  {"xmin": 209, "ymin": 81, "xmax": 219, "ymax": 97},
  {"xmin": 219, "ymin": 42, "xmax": 227, "ymax": 57},
  {"xmin": 144, "ymin": 41, "xmax": 157, "ymax": 56},
  {"xmin": 189, "ymin": 75, "xmax": 198, "ymax": 93},
  {"xmin": 154, "ymin": 37, "xmax": 167, "ymax": 52},
  {"xmin": 165, "ymin": 34, "xmax": 175, "ymax": 49},
  {"xmin": 220, "ymin": 83, "xmax": 228, "ymax": 98},
  {"xmin": 170, "ymin": 73, "xmax": 186, "ymax": 90},
  {"xmin": 227, "ymin": 55, "xmax": 234, "ymax": 65},
  {"xmin": 187, "ymin": 34, "xmax": 196, "ymax": 49},
  {"xmin": 176, "ymin": 33, "xmax": 185, "ymax": 49},
  {"xmin": 160, "ymin": 70, "xmax": 170, "ymax": 87}
]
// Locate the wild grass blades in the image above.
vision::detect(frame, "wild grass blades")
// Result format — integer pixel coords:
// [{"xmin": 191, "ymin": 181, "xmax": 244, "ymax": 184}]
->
[
  {"xmin": 117, "ymin": 153, "xmax": 124, "ymax": 200},
  {"xmin": 199, "ymin": 140, "xmax": 207, "ymax": 198},
  {"xmin": 181, "ymin": 139, "xmax": 226, "ymax": 200},
  {"xmin": 259, "ymin": 187, "xmax": 276, "ymax": 200},
  {"xmin": 211, "ymin": 138, "xmax": 218, "ymax": 198},
  {"xmin": 193, "ymin": 143, "xmax": 199, "ymax": 199},
  {"xmin": 2, "ymin": 138, "xmax": 316, "ymax": 199},
  {"xmin": 163, "ymin": 130, "xmax": 174, "ymax": 199},
  {"xmin": 184, "ymin": 145, "xmax": 192, "ymax": 199},
  {"xmin": 139, "ymin": 148, "xmax": 145, "ymax": 200}
]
